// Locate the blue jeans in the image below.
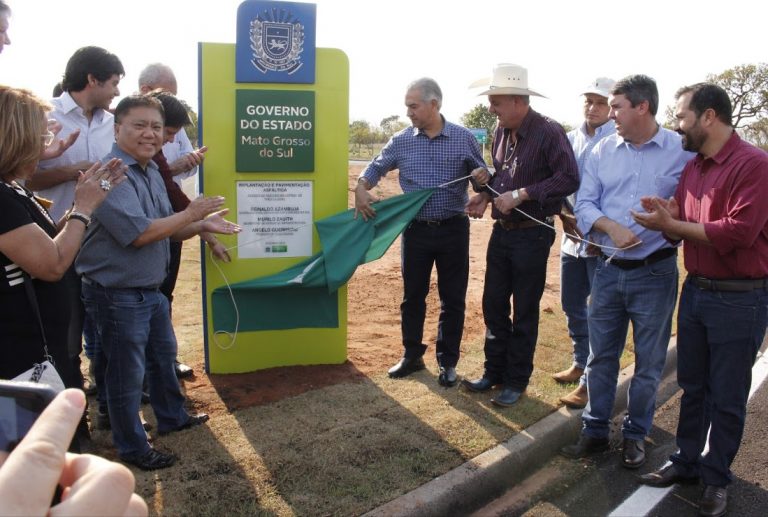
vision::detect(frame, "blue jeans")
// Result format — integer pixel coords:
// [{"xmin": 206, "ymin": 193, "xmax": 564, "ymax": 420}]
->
[
  {"xmin": 582, "ymin": 255, "xmax": 678, "ymax": 440},
  {"xmin": 482, "ymin": 224, "xmax": 555, "ymax": 389},
  {"xmin": 670, "ymin": 279, "xmax": 768, "ymax": 486},
  {"xmin": 82, "ymin": 282, "xmax": 190, "ymax": 457},
  {"xmin": 400, "ymin": 216, "xmax": 470, "ymax": 368},
  {"xmin": 560, "ymin": 253, "xmax": 598, "ymax": 372}
]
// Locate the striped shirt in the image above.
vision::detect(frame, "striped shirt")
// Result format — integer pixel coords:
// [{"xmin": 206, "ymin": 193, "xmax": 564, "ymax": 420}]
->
[
  {"xmin": 488, "ymin": 108, "xmax": 579, "ymax": 221},
  {"xmin": 361, "ymin": 118, "xmax": 486, "ymax": 220}
]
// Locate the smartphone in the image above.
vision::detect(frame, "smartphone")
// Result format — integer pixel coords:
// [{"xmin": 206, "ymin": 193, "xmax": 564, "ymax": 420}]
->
[{"xmin": 0, "ymin": 380, "xmax": 57, "ymax": 452}]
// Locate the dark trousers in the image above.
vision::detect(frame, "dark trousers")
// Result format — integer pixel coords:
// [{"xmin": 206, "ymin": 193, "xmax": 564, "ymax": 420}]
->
[
  {"xmin": 160, "ymin": 240, "xmax": 183, "ymax": 308},
  {"xmin": 400, "ymin": 216, "xmax": 470, "ymax": 368},
  {"xmin": 482, "ymin": 224, "xmax": 555, "ymax": 390},
  {"xmin": 671, "ymin": 279, "xmax": 768, "ymax": 486}
]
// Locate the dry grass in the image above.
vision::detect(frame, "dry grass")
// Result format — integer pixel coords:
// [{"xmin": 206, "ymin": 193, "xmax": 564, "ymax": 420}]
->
[{"xmin": 80, "ymin": 221, "xmax": 682, "ymax": 517}]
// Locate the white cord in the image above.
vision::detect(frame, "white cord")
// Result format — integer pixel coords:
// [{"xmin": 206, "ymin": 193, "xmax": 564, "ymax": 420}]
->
[{"xmin": 438, "ymin": 174, "xmax": 641, "ymax": 255}]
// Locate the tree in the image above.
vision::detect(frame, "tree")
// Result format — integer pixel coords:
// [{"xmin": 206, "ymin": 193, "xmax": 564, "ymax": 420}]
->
[
  {"xmin": 380, "ymin": 115, "xmax": 407, "ymax": 139},
  {"xmin": 460, "ymin": 104, "xmax": 496, "ymax": 138},
  {"xmin": 349, "ymin": 120, "xmax": 373, "ymax": 152},
  {"xmin": 708, "ymin": 63, "xmax": 768, "ymax": 130}
]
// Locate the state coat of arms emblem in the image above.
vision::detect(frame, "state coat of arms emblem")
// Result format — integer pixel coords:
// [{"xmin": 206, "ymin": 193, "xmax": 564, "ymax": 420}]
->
[{"xmin": 250, "ymin": 9, "xmax": 305, "ymax": 74}]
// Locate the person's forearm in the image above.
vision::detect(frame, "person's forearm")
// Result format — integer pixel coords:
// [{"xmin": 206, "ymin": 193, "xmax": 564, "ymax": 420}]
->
[
  {"xmin": 665, "ymin": 220, "xmax": 709, "ymax": 244},
  {"xmin": 26, "ymin": 165, "xmax": 80, "ymax": 191},
  {"xmin": 132, "ymin": 211, "xmax": 195, "ymax": 247}
]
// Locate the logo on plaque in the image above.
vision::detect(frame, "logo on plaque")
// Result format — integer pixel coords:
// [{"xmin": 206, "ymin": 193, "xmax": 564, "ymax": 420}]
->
[
  {"xmin": 236, "ymin": 1, "xmax": 316, "ymax": 84},
  {"xmin": 250, "ymin": 13, "xmax": 304, "ymax": 74}
]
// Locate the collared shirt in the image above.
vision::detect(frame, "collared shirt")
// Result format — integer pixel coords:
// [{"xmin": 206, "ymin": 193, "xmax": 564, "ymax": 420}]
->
[
  {"xmin": 75, "ymin": 144, "xmax": 173, "ymax": 288},
  {"xmin": 360, "ymin": 117, "xmax": 486, "ymax": 220},
  {"xmin": 562, "ymin": 120, "xmax": 616, "ymax": 257},
  {"xmin": 488, "ymin": 108, "xmax": 579, "ymax": 222},
  {"xmin": 575, "ymin": 127, "xmax": 695, "ymax": 260},
  {"xmin": 36, "ymin": 92, "xmax": 115, "ymax": 221},
  {"xmin": 675, "ymin": 132, "xmax": 768, "ymax": 278}
]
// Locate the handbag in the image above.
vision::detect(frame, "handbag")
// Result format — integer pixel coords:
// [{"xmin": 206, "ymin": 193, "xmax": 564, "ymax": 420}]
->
[{"xmin": 11, "ymin": 272, "xmax": 65, "ymax": 392}]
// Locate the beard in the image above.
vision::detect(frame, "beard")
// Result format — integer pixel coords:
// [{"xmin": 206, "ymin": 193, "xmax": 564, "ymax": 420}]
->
[{"xmin": 678, "ymin": 125, "xmax": 704, "ymax": 153}]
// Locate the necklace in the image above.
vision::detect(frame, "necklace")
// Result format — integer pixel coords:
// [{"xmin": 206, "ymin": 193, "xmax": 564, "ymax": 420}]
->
[
  {"xmin": 502, "ymin": 133, "xmax": 519, "ymax": 177},
  {"xmin": 2, "ymin": 180, "xmax": 56, "ymax": 227}
]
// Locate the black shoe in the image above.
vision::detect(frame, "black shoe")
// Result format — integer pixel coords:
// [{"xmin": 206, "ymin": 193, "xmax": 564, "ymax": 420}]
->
[
  {"xmin": 461, "ymin": 377, "xmax": 498, "ymax": 393},
  {"xmin": 158, "ymin": 413, "xmax": 210, "ymax": 436},
  {"xmin": 175, "ymin": 361, "xmax": 194, "ymax": 379},
  {"xmin": 438, "ymin": 366, "xmax": 458, "ymax": 387},
  {"xmin": 699, "ymin": 485, "xmax": 727, "ymax": 517},
  {"xmin": 387, "ymin": 357, "xmax": 426, "ymax": 378},
  {"xmin": 491, "ymin": 387, "xmax": 524, "ymax": 407},
  {"xmin": 560, "ymin": 434, "xmax": 610, "ymax": 459},
  {"xmin": 121, "ymin": 448, "xmax": 177, "ymax": 471},
  {"xmin": 638, "ymin": 463, "xmax": 699, "ymax": 487},
  {"xmin": 622, "ymin": 438, "xmax": 646, "ymax": 469}
]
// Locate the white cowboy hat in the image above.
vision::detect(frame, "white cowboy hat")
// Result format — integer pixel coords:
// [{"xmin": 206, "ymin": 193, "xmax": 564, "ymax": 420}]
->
[
  {"xmin": 582, "ymin": 77, "xmax": 616, "ymax": 98},
  {"xmin": 470, "ymin": 63, "xmax": 546, "ymax": 98}
]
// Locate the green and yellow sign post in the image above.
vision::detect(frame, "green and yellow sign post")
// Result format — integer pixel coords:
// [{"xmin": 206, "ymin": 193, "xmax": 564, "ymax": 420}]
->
[{"xmin": 198, "ymin": 1, "xmax": 349, "ymax": 373}]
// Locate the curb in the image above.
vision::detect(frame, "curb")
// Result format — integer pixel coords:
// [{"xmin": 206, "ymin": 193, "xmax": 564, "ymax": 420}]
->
[{"xmin": 364, "ymin": 339, "xmax": 679, "ymax": 517}]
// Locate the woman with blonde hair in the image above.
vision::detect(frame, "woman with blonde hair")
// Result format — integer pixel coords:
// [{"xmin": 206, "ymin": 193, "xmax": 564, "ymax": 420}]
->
[{"xmin": 0, "ymin": 85, "xmax": 125, "ymax": 382}]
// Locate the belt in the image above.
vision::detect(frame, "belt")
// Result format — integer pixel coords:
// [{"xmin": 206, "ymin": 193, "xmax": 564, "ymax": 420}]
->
[
  {"xmin": 495, "ymin": 216, "xmax": 554, "ymax": 231},
  {"xmin": 601, "ymin": 247, "xmax": 677, "ymax": 270},
  {"xmin": 411, "ymin": 214, "xmax": 467, "ymax": 227},
  {"xmin": 82, "ymin": 276, "xmax": 160, "ymax": 291},
  {"xmin": 689, "ymin": 275, "xmax": 768, "ymax": 292}
]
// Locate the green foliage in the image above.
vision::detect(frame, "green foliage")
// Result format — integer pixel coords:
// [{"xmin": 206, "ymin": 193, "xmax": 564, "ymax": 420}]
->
[
  {"xmin": 460, "ymin": 103, "xmax": 497, "ymax": 138},
  {"xmin": 707, "ymin": 63, "xmax": 768, "ymax": 130},
  {"xmin": 380, "ymin": 115, "xmax": 407, "ymax": 139}
]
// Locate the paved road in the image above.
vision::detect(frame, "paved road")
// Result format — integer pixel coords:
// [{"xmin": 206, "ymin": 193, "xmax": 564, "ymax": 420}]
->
[{"xmin": 472, "ymin": 346, "xmax": 768, "ymax": 517}]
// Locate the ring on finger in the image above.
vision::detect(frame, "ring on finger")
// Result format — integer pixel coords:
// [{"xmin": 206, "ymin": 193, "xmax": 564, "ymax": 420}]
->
[{"xmin": 99, "ymin": 179, "xmax": 111, "ymax": 191}]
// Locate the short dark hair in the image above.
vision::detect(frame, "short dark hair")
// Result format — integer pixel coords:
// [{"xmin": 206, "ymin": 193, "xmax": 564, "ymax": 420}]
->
[
  {"xmin": 113, "ymin": 94, "xmax": 164, "ymax": 124},
  {"xmin": 61, "ymin": 46, "xmax": 125, "ymax": 93},
  {"xmin": 612, "ymin": 74, "xmax": 659, "ymax": 116},
  {"xmin": 675, "ymin": 83, "xmax": 732, "ymax": 126},
  {"xmin": 146, "ymin": 90, "xmax": 190, "ymax": 128}
]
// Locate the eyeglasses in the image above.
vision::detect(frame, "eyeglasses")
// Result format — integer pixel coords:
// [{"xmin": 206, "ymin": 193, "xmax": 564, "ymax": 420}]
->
[{"xmin": 41, "ymin": 130, "xmax": 55, "ymax": 147}]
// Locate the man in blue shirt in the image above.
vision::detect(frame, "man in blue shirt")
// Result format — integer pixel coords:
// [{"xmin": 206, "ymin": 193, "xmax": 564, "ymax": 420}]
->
[
  {"xmin": 555, "ymin": 77, "xmax": 616, "ymax": 410},
  {"xmin": 76, "ymin": 95, "xmax": 239, "ymax": 471},
  {"xmin": 354, "ymin": 78, "xmax": 487, "ymax": 387},
  {"xmin": 561, "ymin": 75, "xmax": 694, "ymax": 469}
]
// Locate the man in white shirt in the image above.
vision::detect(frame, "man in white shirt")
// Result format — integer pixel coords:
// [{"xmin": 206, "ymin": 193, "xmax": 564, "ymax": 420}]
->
[
  {"xmin": 554, "ymin": 78, "xmax": 616, "ymax": 409},
  {"xmin": 26, "ymin": 46, "xmax": 124, "ymax": 400},
  {"xmin": 29, "ymin": 46, "xmax": 124, "ymax": 221}
]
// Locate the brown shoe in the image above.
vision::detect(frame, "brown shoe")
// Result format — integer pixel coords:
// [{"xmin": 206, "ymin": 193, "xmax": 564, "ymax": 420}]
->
[
  {"xmin": 552, "ymin": 365, "xmax": 585, "ymax": 384},
  {"xmin": 560, "ymin": 384, "xmax": 588, "ymax": 409}
]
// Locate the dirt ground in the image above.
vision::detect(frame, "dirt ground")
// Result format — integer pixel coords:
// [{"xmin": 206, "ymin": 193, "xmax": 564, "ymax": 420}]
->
[{"xmin": 176, "ymin": 165, "xmax": 564, "ymax": 414}]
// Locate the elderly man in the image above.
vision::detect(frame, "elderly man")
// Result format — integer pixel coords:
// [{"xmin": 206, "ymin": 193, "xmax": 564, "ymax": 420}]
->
[
  {"xmin": 634, "ymin": 83, "xmax": 768, "ymax": 517},
  {"xmin": 355, "ymin": 77, "xmax": 487, "ymax": 387},
  {"xmin": 463, "ymin": 63, "xmax": 579, "ymax": 407},
  {"xmin": 76, "ymin": 94, "xmax": 239, "ymax": 470},
  {"xmin": 560, "ymin": 75, "xmax": 694, "ymax": 469}
]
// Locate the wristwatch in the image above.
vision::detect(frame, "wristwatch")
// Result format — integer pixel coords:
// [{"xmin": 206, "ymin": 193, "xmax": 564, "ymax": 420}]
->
[
  {"xmin": 511, "ymin": 189, "xmax": 520, "ymax": 201},
  {"xmin": 66, "ymin": 210, "xmax": 91, "ymax": 227}
]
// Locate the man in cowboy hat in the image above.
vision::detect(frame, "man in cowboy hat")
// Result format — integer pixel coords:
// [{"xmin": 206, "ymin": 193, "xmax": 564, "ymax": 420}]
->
[
  {"xmin": 463, "ymin": 63, "xmax": 579, "ymax": 407},
  {"xmin": 560, "ymin": 74, "xmax": 694, "ymax": 469},
  {"xmin": 354, "ymin": 77, "xmax": 488, "ymax": 387},
  {"xmin": 554, "ymin": 77, "xmax": 616, "ymax": 410}
]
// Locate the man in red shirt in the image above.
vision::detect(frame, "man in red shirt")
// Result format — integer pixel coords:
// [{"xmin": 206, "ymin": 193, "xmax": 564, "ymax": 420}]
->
[{"xmin": 632, "ymin": 82, "xmax": 768, "ymax": 517}]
